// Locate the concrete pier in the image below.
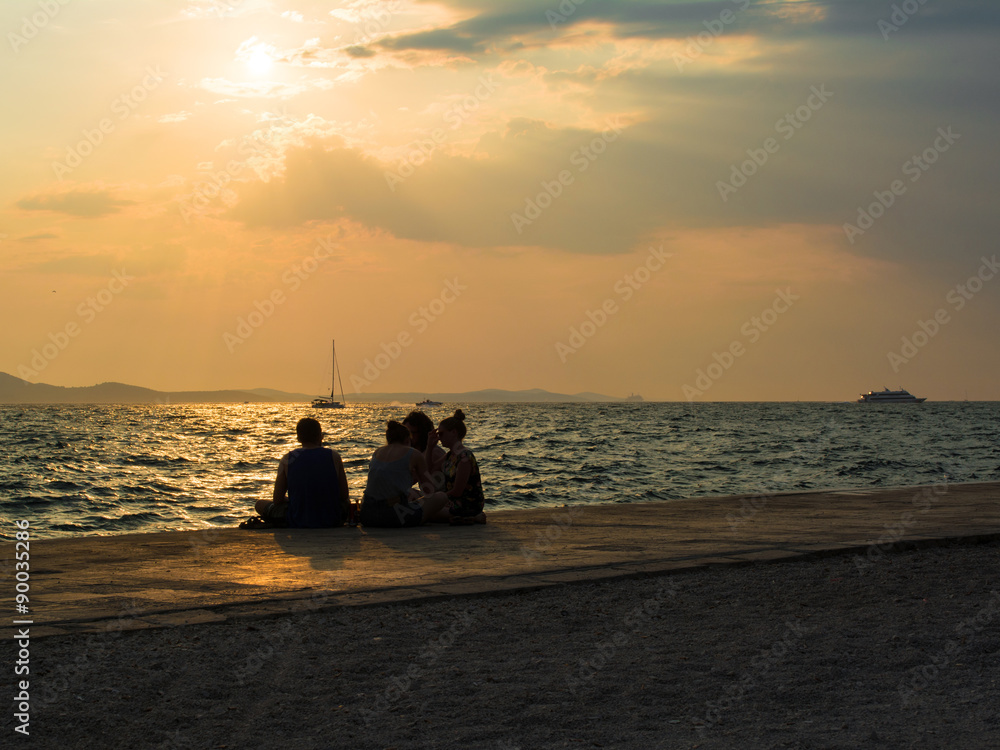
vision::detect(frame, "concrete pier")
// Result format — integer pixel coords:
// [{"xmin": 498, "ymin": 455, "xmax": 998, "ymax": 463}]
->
[{"xmin": 10, "ymin": 481, "xmax": 1000, "ymax": 638}]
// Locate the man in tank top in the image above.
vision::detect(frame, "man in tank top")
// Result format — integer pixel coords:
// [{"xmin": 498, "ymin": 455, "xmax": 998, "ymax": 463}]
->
[{"xmin": 254, "ymin": 417, "xmax": 350, "ymax": 527}]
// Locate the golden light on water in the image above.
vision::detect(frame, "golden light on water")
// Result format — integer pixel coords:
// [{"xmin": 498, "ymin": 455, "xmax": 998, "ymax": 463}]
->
[{"xmin": 2, "ymin": 401, "xmax": 996, "ymax": 540}]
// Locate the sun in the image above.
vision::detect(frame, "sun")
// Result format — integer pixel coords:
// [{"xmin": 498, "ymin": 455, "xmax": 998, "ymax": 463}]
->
[
  {"xmin": 237, "ymin": 37, "xmax": 277, "ymax": 75},
  {"xmin": 247, "ymin": 48, "xmax": 274, "ymax": 76}
]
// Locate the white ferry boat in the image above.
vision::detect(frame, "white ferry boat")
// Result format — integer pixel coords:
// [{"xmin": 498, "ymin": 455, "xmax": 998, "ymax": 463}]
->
[{"xmin": 857, "ymin": 387, "xmax": 926, "ymax": 403}]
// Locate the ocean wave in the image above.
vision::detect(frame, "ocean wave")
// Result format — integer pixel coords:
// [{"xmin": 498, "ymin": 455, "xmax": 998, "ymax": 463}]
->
[
  {"xmin": 121, "ymin": 454, "xmax": 195, "ymax": 466},
  {"xmin": 45, "ymin": 480, "xmax": 85, "ymax": 490}
]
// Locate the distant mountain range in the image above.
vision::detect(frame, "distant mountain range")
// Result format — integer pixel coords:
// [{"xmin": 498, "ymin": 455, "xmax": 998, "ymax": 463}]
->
[{"xmin": 0, "ymin": 372, "xmax": 641, "ymax": 404}]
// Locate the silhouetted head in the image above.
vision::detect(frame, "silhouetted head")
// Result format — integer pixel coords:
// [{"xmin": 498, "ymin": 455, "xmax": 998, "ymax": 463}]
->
[
  {"xmin": 403, "ymin": 411, "xmax": 434, "ymax": 450},
  {"xmin": 296, "ymin": 417, "xmax": 323, "ymax": 444},
  {"xmin": 385, "ymin": 420, "xmax": 410, "ymax": 445},
  {"xmin": 437, "ymin": 409, "xmax": 467, "ymax": 441}
]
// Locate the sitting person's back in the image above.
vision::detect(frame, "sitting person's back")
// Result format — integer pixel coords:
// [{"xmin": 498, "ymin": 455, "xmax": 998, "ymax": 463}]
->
[
  {"xmin": 359, "ymin": 420, "xmax": 449, "ymax": 528},
  {"xmin": 285, "ymin": 443, "xmax": 343, "ymax": 527},
  {"xmin": 254, "ymin": 417, "xmax": 349, "ymax": 528},
  {"xmin": 365, "ymin": 444, "xmax": 414, "ymax": 503}
]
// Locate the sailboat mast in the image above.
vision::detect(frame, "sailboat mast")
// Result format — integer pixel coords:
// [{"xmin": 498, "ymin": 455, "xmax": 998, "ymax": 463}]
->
[
  {"xmin": 336, "ymin": 346, "xmax": 346, "ymax": 405},
  {"xmin": 330, "ymin": 340, "xmax": 337, "ymax": 401}
]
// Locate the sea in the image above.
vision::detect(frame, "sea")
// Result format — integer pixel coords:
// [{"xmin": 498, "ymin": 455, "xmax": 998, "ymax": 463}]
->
[{"xmin": 1, "ymin": 401, "xmax": 998, "ymax": 541}]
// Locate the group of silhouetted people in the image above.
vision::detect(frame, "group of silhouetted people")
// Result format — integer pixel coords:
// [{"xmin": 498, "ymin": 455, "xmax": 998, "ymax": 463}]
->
[{"xmin": 250, "ymin": 409, "xmax": 486, "ymax": 529}]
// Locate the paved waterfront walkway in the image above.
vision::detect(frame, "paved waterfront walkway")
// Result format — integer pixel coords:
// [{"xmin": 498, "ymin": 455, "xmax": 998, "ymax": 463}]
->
[{"xmin": 11, "ymin": 482, "xmax": 1000, "ymax": 638}]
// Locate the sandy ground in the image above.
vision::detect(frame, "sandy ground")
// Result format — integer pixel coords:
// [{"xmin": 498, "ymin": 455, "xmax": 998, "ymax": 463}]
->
[{"xmin": 7, "ymin": 540, "xmax": 1000, "ymax": 749}]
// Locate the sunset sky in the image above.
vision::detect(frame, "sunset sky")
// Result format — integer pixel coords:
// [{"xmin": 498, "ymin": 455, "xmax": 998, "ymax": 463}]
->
[{"xmin": 2, "ymin": 0, "xmax": 998, "ymax": 401}]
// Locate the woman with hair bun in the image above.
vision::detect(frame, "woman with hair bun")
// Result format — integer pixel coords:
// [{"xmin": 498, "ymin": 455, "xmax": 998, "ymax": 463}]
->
[
  {"xmin": 402, "ymin": 410, "xmax": 446, "ymax": 490},
  {"xmin": 359, "ymin": 420, "xmax": 450, "ymax": 528},
  {"xmin": 427, "ymin": 409, "xmax": 486, "ymax": 525}
]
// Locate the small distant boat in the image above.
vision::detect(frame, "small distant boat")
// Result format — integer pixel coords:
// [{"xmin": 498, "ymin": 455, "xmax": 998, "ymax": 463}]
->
[
  {"xmin": 312, "ymin": 340, "xmax": 347, "ymax": 409},
  {"xmin": 857, "ymin": 387, "xmax": 926, "ymax": 403},
  {"xmin": 625, "ymin": 392, "xmax": 644, "ymax": 402},
  {"xmin": 416, "ymin": 399, "xmax": 442, "ymax": 407}
]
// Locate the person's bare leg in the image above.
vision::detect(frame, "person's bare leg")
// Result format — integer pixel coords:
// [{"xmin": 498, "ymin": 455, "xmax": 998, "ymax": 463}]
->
[
  {"xmin": 418, "ymin": 492, "xmax": 450, "ymax": 522},
  {"xmin": 254, "ymin": 498, "xmax": 271, "ymax": 518}
]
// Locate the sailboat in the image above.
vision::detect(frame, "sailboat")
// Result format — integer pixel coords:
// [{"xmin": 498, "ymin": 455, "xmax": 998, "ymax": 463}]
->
[{"xmin": 311, "ymin": 340, "xmax": 347, "ymax": 409}]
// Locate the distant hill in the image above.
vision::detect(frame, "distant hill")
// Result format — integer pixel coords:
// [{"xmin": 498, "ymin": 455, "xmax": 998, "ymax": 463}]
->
[
  {"xmin": 0, "ymin": 372, "xmax": 273, "ymax": 404},
  {"xmin": 0, "ymin": 373, "xmax": 636, "ymax": 404}
]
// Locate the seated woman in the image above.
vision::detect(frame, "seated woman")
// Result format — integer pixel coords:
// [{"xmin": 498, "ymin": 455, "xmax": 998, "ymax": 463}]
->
[
  {"xmin": 427, "ymin": 409, "xmax": 486, "ymax": 525},
  {"xmin": 403, "ymin": 410, "xmax": 446, "ymax": 490},
  {"xmin": 359, "ymin": 420, "xmax": 450, "ymax": 528}
]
